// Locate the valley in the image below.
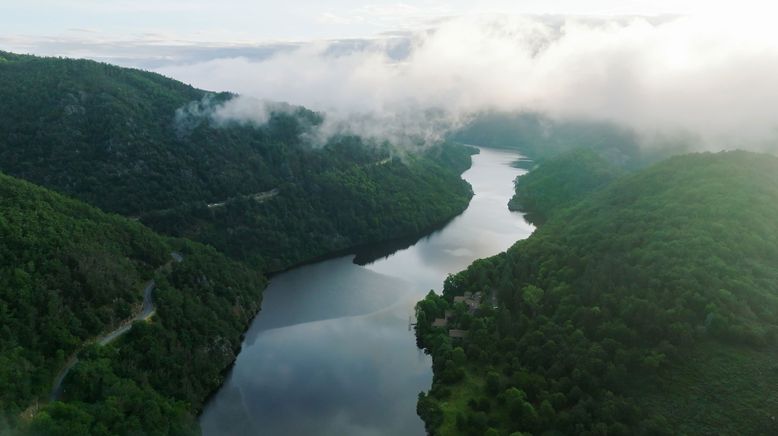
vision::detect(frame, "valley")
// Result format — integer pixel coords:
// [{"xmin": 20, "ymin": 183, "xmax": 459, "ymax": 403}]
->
[{"xmin": 200, "ymin": 147, "xmax": 533, "ymax": 435}]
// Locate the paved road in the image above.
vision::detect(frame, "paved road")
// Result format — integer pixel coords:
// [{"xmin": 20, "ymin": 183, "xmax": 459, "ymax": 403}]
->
[
  {"xmin": 97, "ymin": 280, "xmax": 155, "ymax": 346},
  {"xmin": 50, "ymin": 280, "xmax": 155, "ymax": 401},
  {"xmin": 207, "ymin": 188, "xmax": 279, "ymax": 208},
  {"xmin": 49, "ymin": 252, "xmax": 183, "ymax": 401}
]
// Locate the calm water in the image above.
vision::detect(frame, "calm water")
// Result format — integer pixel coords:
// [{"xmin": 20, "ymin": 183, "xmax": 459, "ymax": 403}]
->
[{"xmin": 200, "ymin": 147, "xmax": 534, "ymax": 436}]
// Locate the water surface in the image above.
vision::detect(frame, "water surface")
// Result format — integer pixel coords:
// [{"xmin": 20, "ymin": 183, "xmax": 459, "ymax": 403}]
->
[{"xmin": 200, "ymin": 147, "xmax": 534, "ymax": 435}]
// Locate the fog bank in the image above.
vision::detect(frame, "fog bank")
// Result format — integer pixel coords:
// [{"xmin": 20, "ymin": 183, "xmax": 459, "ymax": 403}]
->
[{"xmin": 158, "ymin": 14, "xmax": 778, "ymax": 150}]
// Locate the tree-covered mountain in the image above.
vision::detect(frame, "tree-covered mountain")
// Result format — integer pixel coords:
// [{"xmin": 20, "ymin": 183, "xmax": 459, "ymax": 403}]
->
[
  {"xmin": 0, "ymin": 171, "xmax": 266, "ymax": 434},
  {"xmin": 452, "ymin": 112, "xmax": 642, "ymax": 167},
  {"xmin": 0, "ymin": 51, "xmax": 475, "ymax": 272},
  {"xmin": 452, "ymin": 111, "xmax": 700, "ymax": 172},
  {"xmin": 415, "ymin": 151, "xmax": 778, "ymax": 435},
  {"xmin": 508, "ymin": 148, "xmax": 624, "ymax": 225},
  {"xmin": 141, "ymin": 143, "xmax": 475, "ymax": 270},
  {"xmin": 0, "ymin": 50, "xmax": 314, "ymax": 215}
]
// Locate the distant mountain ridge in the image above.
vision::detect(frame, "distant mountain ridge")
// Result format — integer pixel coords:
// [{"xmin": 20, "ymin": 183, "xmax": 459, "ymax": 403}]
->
[{"xmin": 0, "ymin": 50, "xmax": 324, "ymax": 215}]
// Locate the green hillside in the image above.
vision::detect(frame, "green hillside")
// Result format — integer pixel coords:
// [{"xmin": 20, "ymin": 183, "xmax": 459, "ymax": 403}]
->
[
  {"xmin": 0, "ymin": 51, "xmax": 477, "ymax": 434},
  {"xmin": 0, "ymin": 50, "xmax": 307, "ymax": 215},
  {"xmin": 142, "ymin": 143, "xmax": 475, "ymax": 270},
  {"xmin": 416, "ymin": 151, "xmax": 778, "ymax": 435},
  {"xmin": 452, "ymin": 112, "xmax": 643, "ymax": 167},
  {"xmin": 508, "ymin": 148, "xmax": 624, "ymax": 225},
  {"xmin": 0, "ymin": 171, "xmax": 265, "ymax": 434},
  {"xmin": 0, "ymin": 52, "xmax": 475, "ymax": 271}
]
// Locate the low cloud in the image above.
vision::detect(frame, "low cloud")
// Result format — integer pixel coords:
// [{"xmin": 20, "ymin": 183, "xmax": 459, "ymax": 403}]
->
[
  {"xmin": 174, "ymin": 94, "xmax": 301, "ymax": 136},
  {"xmin": 158, "ymin": 14, "xmax": 778, "ymax": 151}
]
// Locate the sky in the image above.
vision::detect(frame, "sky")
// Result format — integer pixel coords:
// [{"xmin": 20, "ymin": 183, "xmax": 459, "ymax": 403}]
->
[
  {"xmin": 0, "ymin": 1, "xmax": 758, "ymax": 50},
  {"xmin": 2, "ymin": 1, "xmax": 777, "ymax": 150}
]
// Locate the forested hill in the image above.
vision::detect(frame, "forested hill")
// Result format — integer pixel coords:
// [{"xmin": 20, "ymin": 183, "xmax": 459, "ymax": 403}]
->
[
  {"xmin": 452, "ymin": 112, "xmax": 642, "ymax": 167},
  {"xmin": 0, "ymin": 51, "xmax": 476, "ymax": 271},
  {"xmin": 141, "ymin": 143, "xmax": 475, "ymax": 271},
  {"xmin": 508, "ymin": 148, "xmax": 624, "ymax": 225},
  {"xmin": 0, "ymin": 170, "xmax": 267, "ymax": 434},
  {"xmin": 0, "ymin": 52, "xmax": 476, "ymax": 434},
  {"xmin": 0, "ymin": 50, "xmax": 322, "ymax": 215},
  {"xmin": 415, "ymin": 151, "xmax": 778, "ymax": 435},
  {"xmin": 452, "ymin": 112, "xmax": 697, "ymax": 170}
]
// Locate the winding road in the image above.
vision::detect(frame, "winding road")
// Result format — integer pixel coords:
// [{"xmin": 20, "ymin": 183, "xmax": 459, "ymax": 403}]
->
[
  {"xmin": 206, "ymin": 188, "xmax": 279, "ymax": 209},
  {"xmin": 49, "ymin": 252, "xmax": 182, "ymax": 401},
  {"xmin": 97, "ymin": 280, "xmax": 156, "ymax": 346}
]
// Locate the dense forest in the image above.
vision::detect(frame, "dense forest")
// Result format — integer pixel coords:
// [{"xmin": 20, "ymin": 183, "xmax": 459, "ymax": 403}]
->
[
  {"xmin": 508, "ymin": 149, "xmax": 624, "ymax": 225},
  {"xmin": 0, "ymin": 50, "xmax": 310, "ymax": 215},
  {"xmin": 141, "ymin": 142, "xmax": 475, "ymax": 270},
  {"xmin": 0, "ymin": 172, "xmax": 266, "ymax": 434},
  {"xmin": 452, "ymin": 112, "xmax": 700, "ymax": 171},
  {"xmin": 0, "ymin": 51, "xmax": 476, "ymax": 272},
  {"xmin": 416, "ymin": 151, "xmax": 778, "ymax": 435},
  {"xmin": 452, "ymin": 112, "xmax": 641, "ymax": 166},
  {"xmin": 0, "ymin": 52, "xmax": 478, "ymax": 434}
]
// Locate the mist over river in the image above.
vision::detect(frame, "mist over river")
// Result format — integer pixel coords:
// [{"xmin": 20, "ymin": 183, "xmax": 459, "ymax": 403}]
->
[{"xmin": 200, "ymin": 147, "xmax": 534, "ymax": 435}]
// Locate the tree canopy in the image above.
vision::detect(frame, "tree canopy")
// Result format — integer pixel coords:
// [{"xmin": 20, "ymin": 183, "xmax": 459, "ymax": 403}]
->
[
  {"xmin": 0, "ymin": 51, "xmax": 479, "ymax": 434},
  {"xmin": 508, "ymin": 148, "xmax": 624, "ymax": 225},
  {"xmin": 0, "ymin": 51, "xmax": 476, "ymax": 272},
  {"xmin": 416, "ymin": 151, "xmax": 778, "ymax": 435}
]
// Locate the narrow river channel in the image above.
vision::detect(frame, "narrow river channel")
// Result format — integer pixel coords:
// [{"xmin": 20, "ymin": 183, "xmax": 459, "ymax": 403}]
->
[{"xmin": 200, "ymin": 147, "xmax": 535, "ymax": 435}]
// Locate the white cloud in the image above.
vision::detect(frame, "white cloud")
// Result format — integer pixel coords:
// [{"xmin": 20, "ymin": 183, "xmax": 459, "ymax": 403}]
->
[
  {"xmin": 317, "ymin": 13, "xmax": 359, "ymax": 26},
  {"xmin": 154, "ymin": 14, "xmax": 778, "ymax": 150}
]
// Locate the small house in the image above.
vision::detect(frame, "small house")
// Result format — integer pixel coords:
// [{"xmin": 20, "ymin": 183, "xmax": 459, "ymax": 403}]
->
[{"xmin": 449, "ymin": 329, "xmax": 468, "ymax": 339}]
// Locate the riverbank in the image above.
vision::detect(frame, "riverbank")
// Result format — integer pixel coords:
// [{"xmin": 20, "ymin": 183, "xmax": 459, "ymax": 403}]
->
[
  {"xmin": 199, "ymin": 147, "xmax": 534, "ymax": 435},
  {"xmin": 414, "ymin": 150, "xmax": 778, "ymax": 435}
]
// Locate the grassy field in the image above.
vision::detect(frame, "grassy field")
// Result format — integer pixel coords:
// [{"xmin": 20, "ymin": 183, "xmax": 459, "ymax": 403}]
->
[{"xmin": 436, "ymin": 368, "xmax": 486, "ymax": 434}]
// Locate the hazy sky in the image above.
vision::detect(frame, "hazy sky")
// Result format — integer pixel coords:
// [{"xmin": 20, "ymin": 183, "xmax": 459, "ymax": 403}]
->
[
  {"xmin": 0, "ymin": 1, "xmax": 757, "ymax": 45},
  {"xmin": 3, "ymin": 1, "xmax": 776, "ymax": 150}
]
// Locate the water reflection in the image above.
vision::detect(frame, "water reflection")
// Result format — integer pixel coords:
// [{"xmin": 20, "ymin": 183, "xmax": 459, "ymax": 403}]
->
[{"xmin": 200, "ymin": 147, "xmax": 534, "ymax": 436}]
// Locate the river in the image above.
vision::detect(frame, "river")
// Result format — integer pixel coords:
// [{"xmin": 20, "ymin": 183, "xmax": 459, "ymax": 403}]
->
[{"xmin": 200, "ymin": 147, "xmax": 535, "ymax": 435}]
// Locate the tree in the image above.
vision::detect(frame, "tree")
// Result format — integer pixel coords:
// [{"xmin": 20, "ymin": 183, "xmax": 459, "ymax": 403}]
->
[{"xmin": 521, "ymin": 285, "xmax": 544, "ymax": 315}]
